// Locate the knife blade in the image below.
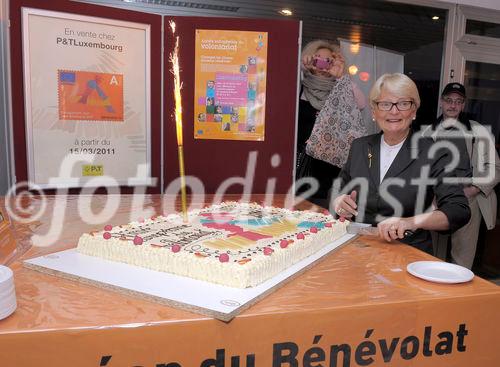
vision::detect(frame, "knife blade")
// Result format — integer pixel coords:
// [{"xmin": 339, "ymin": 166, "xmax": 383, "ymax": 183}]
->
[
  {"xmin": 347, "ymin": 222, "xmax": 414, "ymax": 237},
  {"xmin": 347, "ymin": 222, "xmax": 378, "ymax": 236}
]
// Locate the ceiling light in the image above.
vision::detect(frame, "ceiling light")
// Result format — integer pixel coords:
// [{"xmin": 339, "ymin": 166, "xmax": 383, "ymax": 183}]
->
[
  {"xmin": 279, "ymin": 9, "xmax": 293, "ymax": 16},
  {"xmin": 348, "ymin": 65, "xmax": 358, "ymax": 75},
  {"xmin": 432, "ymin": 16, "xmax": 440, "ymax": 20}
]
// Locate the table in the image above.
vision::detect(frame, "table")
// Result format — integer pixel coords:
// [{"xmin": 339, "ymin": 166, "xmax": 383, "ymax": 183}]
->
[{"xmin": 1, "ymin": 194, "xmax": 499, "ymax": 366}]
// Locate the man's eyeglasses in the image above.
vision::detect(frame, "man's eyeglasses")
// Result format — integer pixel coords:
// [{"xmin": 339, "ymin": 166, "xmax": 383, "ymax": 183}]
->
[
  {"xmin": 442, "ymin": 98, "xmax": 465, "ymax": 105},
  {"xmin": 375, "ymin": 100, "xmax": 414, "ymax": 111}
]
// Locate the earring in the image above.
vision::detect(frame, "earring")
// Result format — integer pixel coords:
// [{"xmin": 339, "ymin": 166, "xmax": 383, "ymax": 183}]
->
[{"xmin": 412, "ymin": 117, "xmax": 416, "ymax": 120}]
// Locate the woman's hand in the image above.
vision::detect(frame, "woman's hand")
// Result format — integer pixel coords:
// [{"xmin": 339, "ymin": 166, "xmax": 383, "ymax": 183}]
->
[
  {"xmin": 302, "ymin": 55, "xmax": 316, "ymax": 71},
  {"xmin": 463, "ymin": 185, "xmax": 480, "ymax": 199},
  {"xmin": 333, "ymin": 190, "xmax": 358, "ymax": 218},
  {"xmin": 327, "ymin": 54, "xmax": 345, "ymax": 78},
  {"xmin": 377, "ymin": 217, "xmax": 416, "ymax": 242}
]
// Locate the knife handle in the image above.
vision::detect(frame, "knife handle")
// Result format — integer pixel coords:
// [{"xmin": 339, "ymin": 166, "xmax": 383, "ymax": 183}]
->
[{"xmin": 403, "ymin": 230, "xmax": 415, "ymax": 238}]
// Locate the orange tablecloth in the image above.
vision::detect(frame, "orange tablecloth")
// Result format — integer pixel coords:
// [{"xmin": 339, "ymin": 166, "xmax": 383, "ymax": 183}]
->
[{"xmin": 1, "ymin": 195, "xmax": 499, "ymax": 366}]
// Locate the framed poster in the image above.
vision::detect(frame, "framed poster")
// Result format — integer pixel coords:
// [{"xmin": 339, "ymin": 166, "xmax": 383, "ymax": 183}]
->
[
  {"xmin": 22, "ymin": 8, "xmax": 152, "ymax": 188},
  {"xmin": 194, "ymin": 29, "xmax": 268, "ymax": 141}
]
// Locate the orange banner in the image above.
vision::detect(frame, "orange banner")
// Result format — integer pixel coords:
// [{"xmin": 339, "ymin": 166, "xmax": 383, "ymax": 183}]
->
[{"xmin": 1, "ymin": 294, "xmax": 499, "ymax": 366}]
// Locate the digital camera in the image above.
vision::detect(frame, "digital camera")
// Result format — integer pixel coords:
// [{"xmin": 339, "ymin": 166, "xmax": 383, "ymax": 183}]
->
[{"xmin": 313, "ymin": 57, "xmax": 332, "ymax": 70}]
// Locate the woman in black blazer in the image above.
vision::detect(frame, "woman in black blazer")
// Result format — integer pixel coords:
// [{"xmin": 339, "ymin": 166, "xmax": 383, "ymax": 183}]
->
[{"xmin": 332, "ymin": 73, "xmax": 470, "ymax": 253}]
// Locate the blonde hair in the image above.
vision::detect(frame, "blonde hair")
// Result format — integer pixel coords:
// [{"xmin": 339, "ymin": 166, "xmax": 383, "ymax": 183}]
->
[
  {"xmin": 369, "ymin": 73, "xmax": 421, "ymax": 109},
  {"xmin": 301, "ymin": 39, "xmax": 346, "ymax": 74},
  {"xmin": 302, "ymin": 39, "xmax": 340, "ymax": 58}
]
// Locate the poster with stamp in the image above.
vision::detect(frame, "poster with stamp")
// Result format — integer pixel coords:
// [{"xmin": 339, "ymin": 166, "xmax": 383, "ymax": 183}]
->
[{"xmin": 22, "ymin": 8, "xmax": 152, "ymax": 188}]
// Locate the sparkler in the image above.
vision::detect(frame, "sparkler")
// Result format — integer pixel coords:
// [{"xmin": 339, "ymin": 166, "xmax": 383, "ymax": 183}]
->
[{"xmin": 169, "ymin": 21, "xmax": 188, "ymax": 222}]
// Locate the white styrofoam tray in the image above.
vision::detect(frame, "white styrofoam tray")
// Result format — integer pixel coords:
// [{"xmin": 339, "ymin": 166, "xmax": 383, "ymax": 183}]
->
[{"xmin": 24, "ymin": 233, "xmax": 356, "ymax": 321}]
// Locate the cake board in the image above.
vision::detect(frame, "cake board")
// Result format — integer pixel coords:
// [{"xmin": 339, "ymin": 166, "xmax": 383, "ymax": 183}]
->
[{"xmin": 24, "ymin": 233, "xmax": 357, "ymax": 321}]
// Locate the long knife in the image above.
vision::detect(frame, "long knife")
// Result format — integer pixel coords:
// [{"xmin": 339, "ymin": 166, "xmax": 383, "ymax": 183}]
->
[{"xmin": 347, "ymin": 222, "xmax": 414, "ymax": 237}]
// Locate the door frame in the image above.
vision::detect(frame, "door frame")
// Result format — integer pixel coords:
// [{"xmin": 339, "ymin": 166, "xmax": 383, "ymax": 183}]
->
[{"xmin": 445, "ymin": 5, "xmax": 500, "ymax": 83}]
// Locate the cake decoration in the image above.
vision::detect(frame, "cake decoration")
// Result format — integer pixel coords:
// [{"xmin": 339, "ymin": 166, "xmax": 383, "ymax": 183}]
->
[
  {"xmin": 219, "ymin": 253, "xmax": 230, "ymax": 263},
  {"xmin": 77, "ymin": 202, "xmax": 348, "ymax": 288},
  {"xmin": 263, "ymin": 247, "xmax": 274, "ymax": 256}
]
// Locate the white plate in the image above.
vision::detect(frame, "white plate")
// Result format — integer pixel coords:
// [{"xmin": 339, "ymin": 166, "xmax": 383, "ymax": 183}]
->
[{"xmin": 407, "ymin": 261, "xmax": 474, "ymax": 284}]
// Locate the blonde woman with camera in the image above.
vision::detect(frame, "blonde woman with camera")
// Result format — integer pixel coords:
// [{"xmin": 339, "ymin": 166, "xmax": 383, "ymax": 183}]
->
[{"xmin": 296, "ymin": 39, "xmax": 366, "ymax": 207}]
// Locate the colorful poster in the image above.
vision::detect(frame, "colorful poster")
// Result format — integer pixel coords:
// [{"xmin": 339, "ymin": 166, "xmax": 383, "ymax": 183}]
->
[
  {"xmin": 22, "ymin": 8, "xmax": 151, "ymax": 188},
  {"xmin": 194, "ymin": 29, "xmax": 268, "ymax": 141}
]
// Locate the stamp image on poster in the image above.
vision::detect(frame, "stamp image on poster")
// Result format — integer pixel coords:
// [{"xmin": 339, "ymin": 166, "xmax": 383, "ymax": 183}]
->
[{"xmin": 58, "ymin": 70, "xmax": 124, "ymax": 121}]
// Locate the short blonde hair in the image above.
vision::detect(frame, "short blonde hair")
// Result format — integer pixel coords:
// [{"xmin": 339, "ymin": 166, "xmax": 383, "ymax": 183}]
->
[
  {"xmin": 302, "ymin": 39, "xmax": 340, "ymax": 58},
  {"xmin": 369, "ymin": 73, "xmax": 421, "ymax": 109}
]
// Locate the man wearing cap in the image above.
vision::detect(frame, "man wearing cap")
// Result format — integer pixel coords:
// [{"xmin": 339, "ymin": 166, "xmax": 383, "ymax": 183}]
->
[{"xmin": 430, "ymin": 82, "xmax": 500, "ymax": 268}]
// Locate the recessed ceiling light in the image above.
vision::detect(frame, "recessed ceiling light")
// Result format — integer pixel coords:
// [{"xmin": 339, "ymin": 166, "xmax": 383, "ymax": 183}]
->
[
  {"xmin": 279, "ymin": 9, "xmax": 293, "ymax": 16},
  {"xmin": 432, "ymin": 16, "xmax": 440, "ymax": 20}
]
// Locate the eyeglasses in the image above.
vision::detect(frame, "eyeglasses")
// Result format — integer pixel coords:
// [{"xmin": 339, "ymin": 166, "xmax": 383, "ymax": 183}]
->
[
  {"xmin": 375, "ymin": 100, "xmax": 414, "ymax": 111},
  {"xmin": 442, "ymin": 98, "xmax": 465, "ymax": 105}
]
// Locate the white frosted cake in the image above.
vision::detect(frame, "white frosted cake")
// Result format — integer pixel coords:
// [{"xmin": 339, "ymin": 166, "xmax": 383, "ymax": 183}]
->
[{"xmin": 77, "ymin": 202, "xmax": 347, "ymax": 288}]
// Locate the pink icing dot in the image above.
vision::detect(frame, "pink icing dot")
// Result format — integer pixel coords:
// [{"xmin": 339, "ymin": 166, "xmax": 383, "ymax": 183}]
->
[
  {"xmin": 219, "ymin": 253, "xmax": 229, "ymax": 263},
  {"xmin": 133, "ymin": 235, "xmax": 143, "ymax": 245},
  {"xmin": 171, "ymin": 244, "xmax": 181, "ymax": 253},
  {"xmin": 297, "ymin": 233, "xmax": 305, "ymax": 240},
  {"xmin": 263, "ymin": 247, "xmax": 274, "ymax": 255},
  {"xmin": 325, "ymin": 222, "xmax": 333, "ymax": 228},
  {"xmin": 103, "ymin": 232, "xmax": 111, "ymax": 240},
  {"xmin": 104, "ymin": 224, "xmax": 113, "ymax": 231},
  {"xmin": 280, "ymin": 240, "xmax": 289, "ymax": 248},
  {"xmin": 310, "ymin": 227, "xmax": 318, "ymax": 233}
]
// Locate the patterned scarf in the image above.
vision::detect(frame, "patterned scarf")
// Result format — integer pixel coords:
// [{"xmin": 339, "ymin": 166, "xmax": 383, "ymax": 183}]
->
[{"xmin": 306, "ymin": 75, "xmax": 366, "ymax": 167}]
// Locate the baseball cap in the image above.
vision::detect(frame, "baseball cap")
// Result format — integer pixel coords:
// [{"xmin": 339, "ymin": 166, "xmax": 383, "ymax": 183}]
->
[{"xmin": 441, "ymin": 82, "xmax": 466, "ymax": 98}]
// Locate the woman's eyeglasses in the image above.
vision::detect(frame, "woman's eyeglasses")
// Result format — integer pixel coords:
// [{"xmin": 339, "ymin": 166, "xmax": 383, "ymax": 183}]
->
[{"xmin": 375, "ymin": 101, "xmax": 414, "ymax": 111}]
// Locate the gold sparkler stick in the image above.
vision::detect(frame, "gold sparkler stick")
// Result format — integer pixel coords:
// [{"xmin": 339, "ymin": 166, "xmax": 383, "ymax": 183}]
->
[{"xmin": 169, "ymin": 21, "xmax": 188, "ymax": 222}]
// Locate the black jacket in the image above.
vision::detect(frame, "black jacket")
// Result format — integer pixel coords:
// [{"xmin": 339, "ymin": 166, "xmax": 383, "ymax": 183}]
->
[{"xmin": 334, "ymin": 130, "xmax": 471, "ymax": 252}]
